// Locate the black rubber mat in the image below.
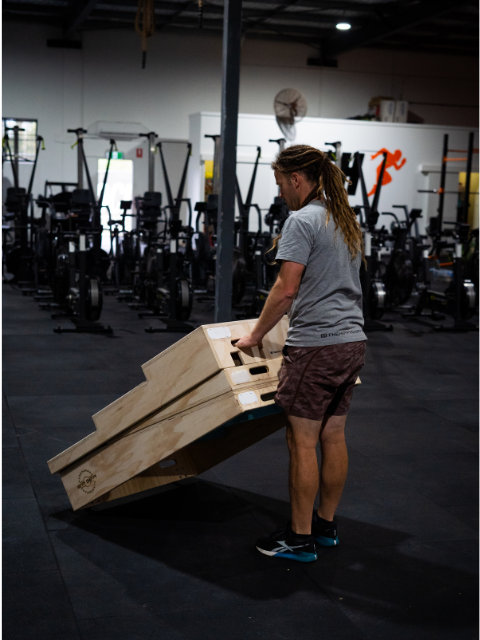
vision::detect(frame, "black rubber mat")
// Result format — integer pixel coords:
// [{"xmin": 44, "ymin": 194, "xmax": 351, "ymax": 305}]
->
[{"xmin": 3, "ymin": 283, "xmax": 479, "ymax": 640}]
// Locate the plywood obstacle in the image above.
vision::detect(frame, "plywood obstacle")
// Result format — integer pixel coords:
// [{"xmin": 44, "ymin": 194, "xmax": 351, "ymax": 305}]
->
[{"xmin": 48, "ymin": 318, "xmax": 290, "ymax": 511}]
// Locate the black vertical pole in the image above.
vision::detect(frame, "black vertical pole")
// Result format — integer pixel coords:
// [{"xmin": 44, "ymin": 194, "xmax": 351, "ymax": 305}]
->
[
  {"xmin": 77, "ymin": 132, "xmax": 84, "ymax": 190},
  {"xmin": 13, "ymin": 126, "xmax": 20, "ymax": 189},
  {"xmin": 370, "ymin": 152, "xmax": 387, "ymax": 219},
  {"xmin": 453, "ymin": 240, "xmax": 463, "ymax": 325},
  {"xmin": 461, "ymin": 132, "xmax": 474, "ymax": 225},
  {"xmin": 437, "ymin": 134, "xmax": 448, "ymax": 234},
  {"xmin": 215, "ymin": 0, "xmax": 242, "ymax": 323},
  {"xmin": 78, "ymin": 233, "xmax": 87, "ymax": 323},
  {"xmin": 148, "ymin": 132, "xmax": 156, "ymax": 192}
]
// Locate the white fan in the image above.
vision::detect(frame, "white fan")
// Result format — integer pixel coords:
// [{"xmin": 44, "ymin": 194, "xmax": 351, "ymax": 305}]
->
[{"xmin": 274, "ymin": 88, "xmax": 308, "ymax": 141}]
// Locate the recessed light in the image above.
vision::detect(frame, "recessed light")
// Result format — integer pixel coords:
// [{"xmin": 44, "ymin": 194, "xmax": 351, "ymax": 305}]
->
[{"xmin": 336, "ymin": 22, "xmax": 351, "ymax": 30}]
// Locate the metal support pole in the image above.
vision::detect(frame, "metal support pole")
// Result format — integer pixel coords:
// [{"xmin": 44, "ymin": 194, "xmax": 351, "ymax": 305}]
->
[
  {"xmin": 148, "ymin": 132, "xmax": 156, "ymax": 192},
  {"xmin": 269, "ymin": 138, "xmax": 285, "ymax": 196},
  {"xmin": 69, "ymin": 241, "xmax": 76, "ymax": 289},
  {"xmin": 363, "ymin": 231, "xmax": 372, "ymax": 321},
  {"xmin": 13, "ymin": 126, "xmax": 20, "ymax": 188},
  {"xmin": 215, "ymin": 0, "xmax": 242, "ymax": 323},
  {"xmin": 77, "ymin": 133, "xmax": 84, "ymax": 189},
  {"xmin": 453, "ymin": 241, "xmax": 463, "ymax": 323},
  {"xmin": 78, "ymin": 233, "xmax": 87, "ymax": 322},
  {"xmin": 437, "ymin": 134, "xmax": 448, "ymax": 233},
  {"xmin": 461, "ymin": 131, "xmax": 474, "ymax": 224},
  {"xmin": 169, "ymin": 236, "xmax": 177, "ymax": 320}
]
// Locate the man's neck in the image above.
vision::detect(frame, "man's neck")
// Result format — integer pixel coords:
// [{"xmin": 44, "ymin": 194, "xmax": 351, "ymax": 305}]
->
[{"xmin": 292, "ymin": 191, "xmax": 320, "ymax": 211}]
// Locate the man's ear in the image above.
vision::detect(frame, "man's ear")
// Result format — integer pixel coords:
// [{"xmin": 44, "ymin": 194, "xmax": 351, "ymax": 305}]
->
[{"xmin": 291, "ymin": 172, "xmax": 300, "ymax": 188}]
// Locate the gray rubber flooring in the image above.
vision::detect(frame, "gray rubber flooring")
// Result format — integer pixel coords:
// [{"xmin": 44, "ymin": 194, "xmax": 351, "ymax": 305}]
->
[{"xmin": 3, "ymin": 283, "xmax": 479, "ymax": 640}]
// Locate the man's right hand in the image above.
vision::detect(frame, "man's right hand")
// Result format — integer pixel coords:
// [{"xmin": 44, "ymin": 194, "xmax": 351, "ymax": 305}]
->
[{"xmin": 235, "ymin": 332, "xmax": 263, "ymax": 350}]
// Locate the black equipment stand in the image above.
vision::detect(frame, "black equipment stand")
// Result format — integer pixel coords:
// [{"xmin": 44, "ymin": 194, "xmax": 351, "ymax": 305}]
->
[
  {"xmin": 138, "ymin": 132, "xmax": 158, "ymax": 192},
  {"xmin": 407, "ymin": 233, "xmax": 478, "ymax": 333},
  {"xmin": 3, "ymin": 127, "xmax": 44, "ymax": 286},
  {"xmin": 145, "ymin": 141, "xmax": 195, "ymax": 333},
  {"xmin": 355, "ymin": 152, "xmax": 393, "ymax": 331},
  {"xmin": 54, "ymin": 232, "xmax": 113, "ymax": 334},
  {"xmin": 437, "ymin": 238, "xmax": 478, "ymax": 332},
  {"xmin": 235, "ymin": 145, "xmax": 262, "ymax": 270},
  {"xmin": 406, "ymin": 133, "xmax": 478, "ymax": 332}
]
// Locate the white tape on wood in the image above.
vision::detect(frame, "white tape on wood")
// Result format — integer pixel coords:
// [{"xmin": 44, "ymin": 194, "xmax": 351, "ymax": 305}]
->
[
  {"xmin": 238, "ymin": 391, "xmax": 258, "ymax": 405},
  {"xmin": 231, "ymin": 370, "xmax": 250, "ymax": 385},
  {"xmin": 207, "ymin": 327, "xmax": 232, "ymax": 340}
]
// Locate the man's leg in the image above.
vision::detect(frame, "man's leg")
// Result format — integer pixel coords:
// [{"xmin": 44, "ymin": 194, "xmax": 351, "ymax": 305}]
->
[
  {"xmin": 286, "ymin": 414, "xmax": 323, "ymax": 535},
  {"xmin": 317, "ymin": 414, "xmax": 348, "ymax": 522}
]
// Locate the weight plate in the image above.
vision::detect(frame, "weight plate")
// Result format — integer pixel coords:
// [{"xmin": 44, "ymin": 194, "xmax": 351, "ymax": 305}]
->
[
  {"xmin": 176, "ymin": 277, "xmax": 193, "ymax": 321},
  {"xmin": 86, "ymin": 277, "xmax": 103, "ymax": 322},
  {"xmin": 462, "ymin": 280, "xmax": 477, "ymax": 319},
  {"xmin": 371, "ymin": 280, "xmax": 386, "ymax": 319}
]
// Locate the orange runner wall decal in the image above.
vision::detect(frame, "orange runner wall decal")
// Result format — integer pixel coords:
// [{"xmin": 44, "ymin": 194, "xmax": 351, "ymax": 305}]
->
[{"xmin": 368, "ymin": 148, "xmax": 406, "ymax": 196}]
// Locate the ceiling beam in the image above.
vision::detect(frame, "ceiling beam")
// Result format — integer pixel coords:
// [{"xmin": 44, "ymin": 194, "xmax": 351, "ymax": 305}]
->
[
  {"xmin": 95, "ymin": 0, "xmax": 370, "ymax": 26},
  {"xmin": 3, "ymin": 7, "xmax": 62, "ymax": 23},
  {"xmin": 64, "ymin": 0, "xmax": 102, "ymax": 37},
  {"xmin": 244, "ymin": 11, "xmax": 369, "ymax": 28},
  {"xmin": 323, "ymin": 0, "xmax": 476, "ymax": 58},
  {"xmin": 242, "ymin": 0, "xmax": 386, "ymax": 13},
  {"xmin": 4, "ymin": 1, "xmax": 64, "ymax": 14},
  {"xmin": 156, "ymin": 0, "xmax": 195, "ymax": 31},
  {"xmin": 372, "ymin": 41, "xmax": 479, "ymax": 56}
]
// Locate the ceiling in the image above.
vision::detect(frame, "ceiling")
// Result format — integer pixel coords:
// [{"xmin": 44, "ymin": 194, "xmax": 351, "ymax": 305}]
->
[{"xmin": 3, "ymin": 0, "xmax": 479, "ymax": 59}]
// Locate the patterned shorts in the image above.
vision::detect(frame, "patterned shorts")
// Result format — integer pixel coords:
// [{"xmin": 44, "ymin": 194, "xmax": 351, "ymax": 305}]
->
[{"xmin": 274, "ymin": 341, "xmax": 366, "ymax": 420}]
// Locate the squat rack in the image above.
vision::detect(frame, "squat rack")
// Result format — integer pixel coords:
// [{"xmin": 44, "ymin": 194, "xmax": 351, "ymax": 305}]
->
[{"xmin": 419, "ymin": 132, "xmax": 479, "ymax": 234}]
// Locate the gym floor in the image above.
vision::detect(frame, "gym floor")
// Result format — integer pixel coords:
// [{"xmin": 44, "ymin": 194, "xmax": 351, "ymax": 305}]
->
[{"xmin": 3, "ymin": 284, "xmax": 479, "ymax": 640}]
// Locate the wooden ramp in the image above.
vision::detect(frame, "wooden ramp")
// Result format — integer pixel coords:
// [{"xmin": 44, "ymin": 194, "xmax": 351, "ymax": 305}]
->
[{"xmin": 48, "ymin": 318, "xmax": 289, "ymax": 510}]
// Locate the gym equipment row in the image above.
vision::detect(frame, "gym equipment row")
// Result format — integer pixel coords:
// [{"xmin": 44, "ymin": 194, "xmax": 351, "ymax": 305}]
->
[
  {"xmin": 3, "ymin": 124, "xmax": 45, "ymax": 285},
  {"xmin": 116, "ymin": 138, "xmax": 196, "ymax": 333},
  {"xmin": 192, "ymin": 136, "xmax": 287, "ymax": 318},
  {"xmin": 3, "ymin": 127, "xmax": 477, "ymax": 335},
  {"xmin": 406, "ymin": 133, "xmax": 478, "ymax": 331},
  {"xmin": 345, "ymin": 132, "xmax": 478, "ymax": 333},
  {"xmin": 36, "ymin": 128, "xmax": 114, "ymax": 333}
]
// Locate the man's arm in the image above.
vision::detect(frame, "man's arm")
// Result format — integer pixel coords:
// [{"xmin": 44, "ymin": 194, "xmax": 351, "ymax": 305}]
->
[{"xmin": 235, "ymin": 260, "xmax": 305, "ymax": 349}]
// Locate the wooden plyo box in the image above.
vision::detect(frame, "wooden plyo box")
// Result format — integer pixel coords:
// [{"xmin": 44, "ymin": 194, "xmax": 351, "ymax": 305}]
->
[{"xmin": 48, "ymin": 318, "xmax": 289, "ymax": 511}]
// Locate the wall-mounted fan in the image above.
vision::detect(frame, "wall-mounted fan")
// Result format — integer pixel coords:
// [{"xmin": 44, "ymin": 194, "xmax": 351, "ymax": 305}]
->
[{"xmin": 274, "ymin": 88, "xmax": 308, "ymax": 141}]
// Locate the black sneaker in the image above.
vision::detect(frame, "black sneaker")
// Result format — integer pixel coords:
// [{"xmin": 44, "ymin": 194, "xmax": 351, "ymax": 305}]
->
[
  {"xmin": 312, "ymin": 512, "xmax": 339, "ymax": 547},
  {"xmin": 256, "ymin": 526, "xmax": 318, "ymax": 563}
]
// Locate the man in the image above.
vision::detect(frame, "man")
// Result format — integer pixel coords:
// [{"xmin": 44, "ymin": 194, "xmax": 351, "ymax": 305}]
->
[{"xmin": 236, "ymin": 145, "xmax": 366, "ymax": 562}]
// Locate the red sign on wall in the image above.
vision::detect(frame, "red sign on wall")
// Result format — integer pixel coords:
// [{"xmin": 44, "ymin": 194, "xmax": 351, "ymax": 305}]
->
[{"xmin": 136, "ymin": 148, "xmax": 143, "ymax": 158}]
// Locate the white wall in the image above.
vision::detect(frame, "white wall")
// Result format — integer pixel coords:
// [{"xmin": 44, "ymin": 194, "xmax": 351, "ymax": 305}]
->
[
  {"xmin": 190, "ymin": 112, "xmax": 479, "ymax": 234},
  {"xmin": 3, "ymin": 21, "xmax": 479, "ymax": 217}
]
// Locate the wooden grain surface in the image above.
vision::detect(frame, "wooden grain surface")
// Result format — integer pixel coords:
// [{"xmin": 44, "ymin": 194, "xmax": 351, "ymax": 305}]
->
[
  {"xmin": 59, "ymin": 373, "xmax": 281, "ymax": 511},
  {"xmin": 48, "ymin": 357, "xmax": 283, "ymax": 475},
  {"xmin": 85, "ymin": 410, "xmax": 287, "ymax": 509},
  {"xmin": 58, "ymin": 318, "xmax": 288, "ymax": 468}
]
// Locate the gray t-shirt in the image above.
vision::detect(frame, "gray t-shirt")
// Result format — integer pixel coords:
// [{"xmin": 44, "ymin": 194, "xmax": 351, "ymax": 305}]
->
[{"xmin": 275, "ymin": 200, "xmax": 366, "ymax": 347}]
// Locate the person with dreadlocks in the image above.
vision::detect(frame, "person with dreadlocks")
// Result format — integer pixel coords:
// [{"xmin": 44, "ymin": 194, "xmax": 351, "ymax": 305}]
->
[{"xmin": 236, "ymin": 144, "xmax": 366, "ymax": 562}]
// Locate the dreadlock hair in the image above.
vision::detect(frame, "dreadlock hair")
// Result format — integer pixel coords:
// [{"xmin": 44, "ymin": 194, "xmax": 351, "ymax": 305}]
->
[{"xmin": 267, "ymin": 144, "xmax": 363, "ymax": 264}]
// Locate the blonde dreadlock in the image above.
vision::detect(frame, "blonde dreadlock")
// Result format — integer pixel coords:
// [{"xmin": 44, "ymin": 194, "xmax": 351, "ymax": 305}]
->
[{"xmin": 268, "ymin": 144, "xmax": 363, "ymax": 263}]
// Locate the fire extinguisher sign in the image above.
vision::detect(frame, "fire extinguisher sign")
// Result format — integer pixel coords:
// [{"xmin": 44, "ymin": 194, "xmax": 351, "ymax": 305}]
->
[{"xmin": 136, "ymin": 148, "xmax": 143, "ymax": 158}]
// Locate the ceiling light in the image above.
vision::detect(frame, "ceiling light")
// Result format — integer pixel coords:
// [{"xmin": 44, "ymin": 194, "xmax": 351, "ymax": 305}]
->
[{"xmin": 336, "ymin": 22, "xmax": 351, "ymax": 30}]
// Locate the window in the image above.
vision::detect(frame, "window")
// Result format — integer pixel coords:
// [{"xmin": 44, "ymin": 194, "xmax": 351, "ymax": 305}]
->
[
  {"xmin": 2, "ymin": 118, "xmax": 38, "ymax": 163},
  {"xmin": 97, "ymin": 158, "xmax": 134, "ymax": 252}
]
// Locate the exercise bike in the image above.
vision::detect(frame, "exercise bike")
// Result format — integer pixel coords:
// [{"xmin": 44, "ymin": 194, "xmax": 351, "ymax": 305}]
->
[{"xmin": 144, "ymin": 140, "xmax": 195, "ymax": 333}]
